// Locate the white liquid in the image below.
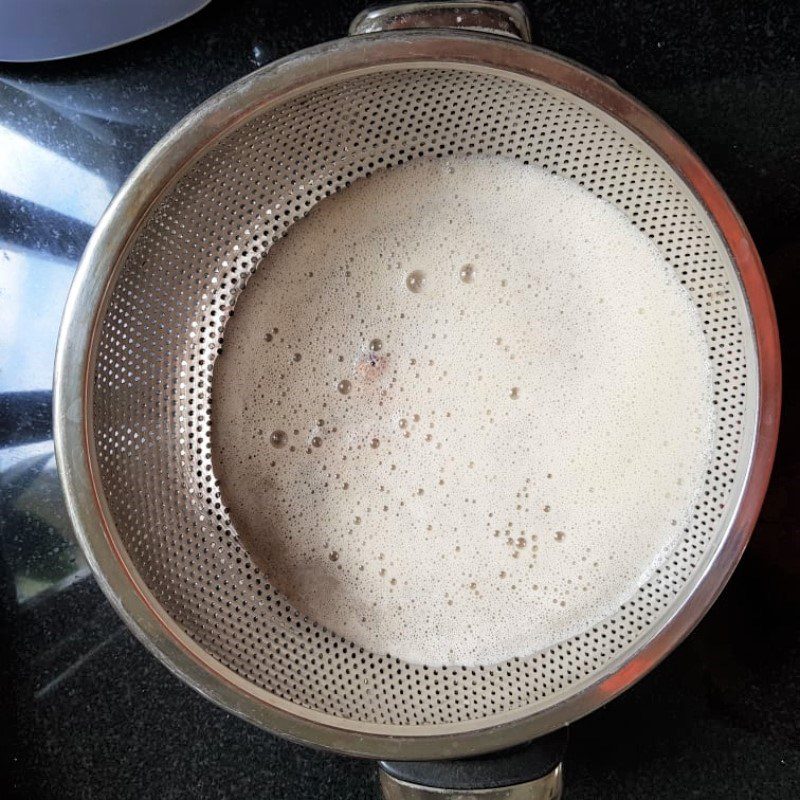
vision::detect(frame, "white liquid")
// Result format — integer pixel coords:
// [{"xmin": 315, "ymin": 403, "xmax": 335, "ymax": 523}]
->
[{"xmin": 211, "ymin": 156, "xmax": 714, "ymax": 667}]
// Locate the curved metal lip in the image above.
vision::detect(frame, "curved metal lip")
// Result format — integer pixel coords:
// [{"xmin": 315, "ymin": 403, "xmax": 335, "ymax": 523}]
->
[{"xmin": 53, "ymin": 30, "xmax": 781, "ymax": 760}]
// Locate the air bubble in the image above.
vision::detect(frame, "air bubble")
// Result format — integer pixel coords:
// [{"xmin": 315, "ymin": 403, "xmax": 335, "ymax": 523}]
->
[
  {"xmin": 406, "ymin": 270, "xmax": 426, "ymax": 293},
  {"xmin": 270, "ymin": 430, "xmax": 287, "ymax": 448},
  {"xmin": 459, "ymin": 263, "xmax": 475, "ymax": 283},
  {"xmin": 337, "ymin": 379, "xmax": 351, "ymax": 395}
]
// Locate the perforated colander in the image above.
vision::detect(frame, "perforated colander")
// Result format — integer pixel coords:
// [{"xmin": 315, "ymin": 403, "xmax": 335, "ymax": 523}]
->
[{"xmin": 54, "ymin": 1, "xmax": 779, "ymax": 766}]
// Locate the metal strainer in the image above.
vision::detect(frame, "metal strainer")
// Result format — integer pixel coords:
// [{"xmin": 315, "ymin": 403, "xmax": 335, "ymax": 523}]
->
[{"xmin": 54, "ymin": 2, "xmax": 780, "ymax": 796}]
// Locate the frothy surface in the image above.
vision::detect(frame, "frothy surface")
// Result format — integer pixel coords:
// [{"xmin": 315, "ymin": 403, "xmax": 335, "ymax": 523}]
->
[{"xmin": 211, "ymin": 156, "xmax": 714, "ymax": 666}]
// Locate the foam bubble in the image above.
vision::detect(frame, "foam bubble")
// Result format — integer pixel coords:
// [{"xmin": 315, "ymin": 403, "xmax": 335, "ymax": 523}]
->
[
  {"xmin": 406, "ymin": 270, "xmax": 426, "ymax": 293},
  {"xmin": 211, "ymin": 156, "xmax": 714, "ymax": 667}
]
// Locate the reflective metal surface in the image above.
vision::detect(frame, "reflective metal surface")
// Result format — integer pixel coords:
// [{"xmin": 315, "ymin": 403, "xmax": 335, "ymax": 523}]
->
[
  {"xmin": 350, "ymin": 2, "xmax": 533, "ymax": 42},
  {"xmin": 379, "ymin": 765, "xmax": 563, "ymax": 800},
  {"xmin": 53, "ymin": 8, "xmax": 778, "ymax": 762}
]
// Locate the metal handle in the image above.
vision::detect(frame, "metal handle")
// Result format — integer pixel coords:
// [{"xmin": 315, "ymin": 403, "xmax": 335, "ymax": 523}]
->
[
  {"xmin": 349, "ymin": 2, "xmax": 533, "ymax": 42},
  {"xmin": 378, "ymin": 729, "xmax": 567, "ymax": 800},
  {"xmin": 379, "ymin": 764, "xmax": 563, "ymax": 799}
]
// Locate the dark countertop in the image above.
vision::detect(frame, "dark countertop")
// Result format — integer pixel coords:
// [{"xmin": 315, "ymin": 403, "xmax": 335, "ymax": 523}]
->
[{"xmin": 2, "ymin": 1, "xmax": 798, "ymax": 798}]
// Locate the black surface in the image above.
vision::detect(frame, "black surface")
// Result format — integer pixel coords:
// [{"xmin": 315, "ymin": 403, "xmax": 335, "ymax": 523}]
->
[
  {"xmin": 2, "ymin": 1, "xmax": 799, "ymax": 798},
  {"xmin": 381, "ymin": 728, "xmax": 569, "ymax": 789}
]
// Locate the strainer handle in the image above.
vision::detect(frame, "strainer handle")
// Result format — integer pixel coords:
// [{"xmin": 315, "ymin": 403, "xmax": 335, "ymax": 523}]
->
[{"xmin": 349, "ymin": 1, "xmax": 533, "ymax": 43}]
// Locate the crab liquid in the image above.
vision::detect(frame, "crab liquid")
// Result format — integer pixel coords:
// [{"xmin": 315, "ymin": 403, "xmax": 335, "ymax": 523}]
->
[{"xmin": 211, "ymin": 156, "xmax": 714, "ymax": 667}]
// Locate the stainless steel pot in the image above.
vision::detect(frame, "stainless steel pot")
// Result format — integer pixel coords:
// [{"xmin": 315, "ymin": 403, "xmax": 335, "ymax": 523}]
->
[{"xmin": 54, "ymin": 3, "xmax": 780, "ymax": 797}]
